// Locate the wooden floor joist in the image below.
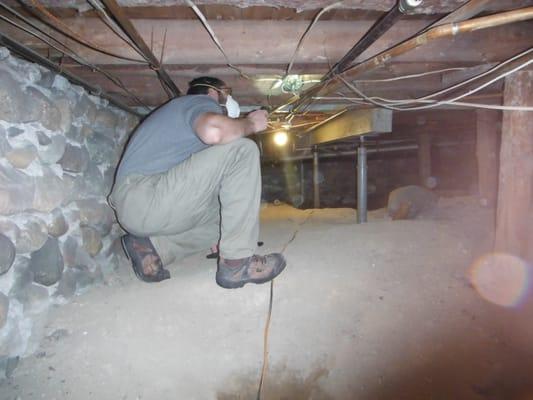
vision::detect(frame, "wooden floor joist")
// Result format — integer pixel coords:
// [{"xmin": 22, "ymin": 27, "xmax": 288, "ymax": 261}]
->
[{"xmin": 100, "ymin": 0, "xmax": 181, "ymax": 98}]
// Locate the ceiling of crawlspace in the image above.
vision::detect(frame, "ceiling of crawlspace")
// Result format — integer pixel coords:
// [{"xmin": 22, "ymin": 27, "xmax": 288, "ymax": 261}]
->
[{"xmin": 0, "ymin": 0, "xmax": 532, "ymax": 131}]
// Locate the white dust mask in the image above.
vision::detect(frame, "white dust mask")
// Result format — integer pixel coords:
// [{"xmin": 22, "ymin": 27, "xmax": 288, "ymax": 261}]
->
[{"xmin": 224, "ymin": 95, "xmax": 241, "ymax": 119}]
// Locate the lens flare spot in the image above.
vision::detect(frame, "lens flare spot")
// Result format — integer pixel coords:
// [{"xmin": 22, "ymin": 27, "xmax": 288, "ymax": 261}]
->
[
  {"xmin": 273, "ymin": 131, "xmax": 289, "ymax": 147},
  {"xmin": 469, "ymin": 253, "xmax": 530, "ymax": 307}
]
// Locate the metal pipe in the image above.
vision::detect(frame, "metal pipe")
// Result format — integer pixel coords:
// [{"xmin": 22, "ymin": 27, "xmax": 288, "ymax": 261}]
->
[
  {"xmin": 323, "ymin": 1, "xmax": 406, "ymax": 80},
  {"xmin": 275, "ymin": 6, "xmax": 533, "ymax": 114},
  {"xmin": 266, "ymin": 140, "xmax": 474, "ymax": 162},
  {"xmin": 312, "ymin": 146, "xmax": 320, "ymax": 209},
  {"xmin": 291, "ymin": 0, "xmax": 419, "ymax": 115},
  {"xmin": 300, "ymin": 160, "xmax": 305, "ymax": 206},
  {"xmin": 424, "ymin": 0, "xmax": 492, "ymax": 30},
  {"xmin": 276, "ymin": 0, "xmax": 418, "ymax": 115},
  {"xmin": 357, "ymin": 139, "xmax": 368, "ymax": 224},
  {"xmin": 347, "ymin": 7, "xmax": 533, "ymax": 80},
  {"xmin": 269, "ymin": 144, "xmax": 418, "ymax": 162},
  {"xmin": 0, "ymin": 32, "xmax": 142, "ymax": 117}
]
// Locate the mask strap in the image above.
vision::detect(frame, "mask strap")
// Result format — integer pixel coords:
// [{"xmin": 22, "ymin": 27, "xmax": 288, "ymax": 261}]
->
[{"xmin": 190, "ymin": 83, "xmax": 225, "ymax": 95}]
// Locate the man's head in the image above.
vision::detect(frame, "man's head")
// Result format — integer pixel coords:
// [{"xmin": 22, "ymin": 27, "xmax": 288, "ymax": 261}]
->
[{"xmin": 187, "ymin": 76, "xmax": 231, "ymax": 103}]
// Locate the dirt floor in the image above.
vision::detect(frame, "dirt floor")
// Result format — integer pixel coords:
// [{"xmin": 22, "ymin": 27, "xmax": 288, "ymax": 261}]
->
[{"xmin": 1, "ymin": 197, "xmax": 533, "ymax": 400}]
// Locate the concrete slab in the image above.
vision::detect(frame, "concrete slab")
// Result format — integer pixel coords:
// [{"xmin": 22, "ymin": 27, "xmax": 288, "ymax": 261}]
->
[{"xmin": 2, "ymin": 198, "xmax": 533, "ymax": 399}]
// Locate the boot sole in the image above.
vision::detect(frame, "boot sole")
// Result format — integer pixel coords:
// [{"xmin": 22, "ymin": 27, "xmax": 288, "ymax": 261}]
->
[
  {"xmin": 216, "ymin": 259, "xmax": 287, "ymax": 289},
  {"xmin": 121, "ymin": 235, "xmax": 170, "ymax": 283}
]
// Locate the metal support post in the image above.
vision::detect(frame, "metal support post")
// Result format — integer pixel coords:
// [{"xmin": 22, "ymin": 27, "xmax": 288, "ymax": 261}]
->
[
  {"xmin": 312, "ymin": 146, "xmax": 320, "ymax": 209},
  {"xmin": 357, "ymin": 138, "xmax": 368, "ymax": 224}
]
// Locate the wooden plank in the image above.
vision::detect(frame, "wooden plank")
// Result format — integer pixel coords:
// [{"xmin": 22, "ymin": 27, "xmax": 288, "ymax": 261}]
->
[
  {"xmin": 8, "ymin": 0, "xmax": 533, "ymax": 15},
  {"xmin": 475, "ymin": 109, "xmax": 500, "ymax": 207},
  {"xmin": 2, "ymin": 18, "xmax": 531, "ymax": 66},
  {"xmin": 494, "ymin": 70, "xmax": 533, "ymax": 259},
  {"xmin": 100, "ymin": 0, "xmax": 182, "ymax": 96}
]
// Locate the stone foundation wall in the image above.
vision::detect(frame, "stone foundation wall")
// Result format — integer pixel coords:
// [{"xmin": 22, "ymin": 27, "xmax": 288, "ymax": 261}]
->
[{"xmin": 0, "ymin": 47, "xmax": 139, "ymax": 373}]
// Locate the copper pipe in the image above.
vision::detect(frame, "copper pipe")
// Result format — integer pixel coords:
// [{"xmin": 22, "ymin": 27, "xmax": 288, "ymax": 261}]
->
[
  {"xmin": 275, "ymin": 6, "xmax": 533, "ymax": 114},
  {"xmin": 343, "ymin": 7, "xmax": 533, "ymax": 80},
  {"xmin": 423, "ymin": 0, "xmax": 492, "ymax": 29}
]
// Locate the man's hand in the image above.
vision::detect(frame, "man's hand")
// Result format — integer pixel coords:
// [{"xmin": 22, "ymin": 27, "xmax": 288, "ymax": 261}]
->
[{"xmin": 246, "ymin": 110, "xmax": 268, "ymax": 133}]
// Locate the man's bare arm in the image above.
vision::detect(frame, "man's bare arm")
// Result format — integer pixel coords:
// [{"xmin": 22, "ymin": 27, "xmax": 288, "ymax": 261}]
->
[{"xmin": 194, "ymin": 110, "xmax": 268, "ymax": 145}]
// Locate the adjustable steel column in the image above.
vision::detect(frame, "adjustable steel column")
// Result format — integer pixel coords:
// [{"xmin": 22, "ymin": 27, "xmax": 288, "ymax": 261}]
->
[
  {"xmin": 357, "ymin": 137, "xmax": 368, "ymax": 224},
  {"xmin": 313, "ymin": 146, "xmax": 320, "ymax": 209}
]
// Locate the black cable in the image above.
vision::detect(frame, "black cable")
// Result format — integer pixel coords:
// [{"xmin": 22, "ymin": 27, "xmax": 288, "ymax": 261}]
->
[
  {"xmin": 0, "ymin": 14, "xmax": 149, "ymax": 110},
  {"xmin": 6, "ymin": 0, "xmax": 147, "ymax": 63}
]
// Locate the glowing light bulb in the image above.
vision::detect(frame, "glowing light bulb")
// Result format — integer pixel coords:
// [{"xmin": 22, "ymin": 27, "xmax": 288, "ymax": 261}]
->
[{"xmin": 273, "ymin": 131, "xmax": 289, "ymax": 147}]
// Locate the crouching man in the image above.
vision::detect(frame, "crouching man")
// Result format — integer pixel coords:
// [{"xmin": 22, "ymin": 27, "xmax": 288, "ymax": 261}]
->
[{"xmin": 109, "ymin": 76, "xmax": 286, "ymax": 288}]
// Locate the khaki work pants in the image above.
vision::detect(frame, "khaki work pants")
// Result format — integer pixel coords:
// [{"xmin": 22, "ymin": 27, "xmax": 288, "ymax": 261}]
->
[{"xmin": 110, "ymin": 138, "xmax": 261, "ymax": 265}]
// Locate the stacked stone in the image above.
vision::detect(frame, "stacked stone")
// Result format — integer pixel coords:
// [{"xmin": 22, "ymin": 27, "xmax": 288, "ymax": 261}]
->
[{"xmin": 0, "ymin": 47, "xmax": 139, "ymax": 374}]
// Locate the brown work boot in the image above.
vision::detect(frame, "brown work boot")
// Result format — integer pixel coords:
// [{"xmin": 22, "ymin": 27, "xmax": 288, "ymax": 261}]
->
[
  {"xmin": 216, "ymin": 254, "xmax": 286, "ymax": 289},
  {"xmin": 121, "ymin": 234, "xmax": 170, "ymax": 283}
]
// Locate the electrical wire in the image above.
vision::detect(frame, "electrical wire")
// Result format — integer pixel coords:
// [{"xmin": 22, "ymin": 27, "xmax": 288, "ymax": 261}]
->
[
  {"xmin": 296, "ymin": 47, "xmax": 531, "ymax": 114},
  {"xmin": 12, "ymin": 0, "xmax": 147, "ymax": 63},
  {"xmin": 353, "ymin": 66, "xmax": 471, "ymax": 83},
  {"xmin": 321, "ymin": 46, "xmax": 532, "ymax": 112},
  {"xmin": 387, "ymin": 47, "xmax": 533, "ymax": 106},
  {"xmin": 313, "ymin": 96, "xmax": 533, "ymax": 111},
  {"xmin": 86, "ymin": 0, "xmax": 147, "ymax": 60},
  {"xmin": 184, "ymin": 0, "xmax": 251, "ymax": 80},
  {"xmin": 265, "ymin": 0, "xmax": 344, "ymax": 106},
  {"xmin": 299, "ymin": 47, "xmax": 533, "ymax": 113},
  {"xmin": 338, "ymin": 55, "xmax": 533, "ymax": 111},
  {"xmin": 256, "ymin": 211, "xmax": 315, "ymax": 400},
  {"xmin": 0, "ymin": 3, "xmax": 150, "ymax": 108},
  {"xmin": 0, "ymin": 14, "xmax": 149, "ymax": 109},
  {"xmin": 256, "ymin": 280, "xmax": 273, "ymax": 400},
  {"xmin": 0, "ymin": 3, "xmax": 76, "ymax": 51},
  {"xmin": 285, "ymin": 1, "xmax": 345, "ymax": 76},
  {"xmin": 286, "ymin": 74, "xmax": 337, "ymax": 119},
  {"xmin": 274, "ymin": 6, "xmax": 533, "ymax": 117}
]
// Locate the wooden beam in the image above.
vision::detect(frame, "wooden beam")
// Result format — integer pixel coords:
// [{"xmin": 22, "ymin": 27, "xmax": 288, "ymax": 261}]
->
[
  {"xmin": 100, "ymin": 0, "xmax": 181, "ymax": 97},
  {"xmin": 475, "ymin": 109, "xmax": 500, "ymax": 207},
  {"xmin": 8, "ymin": 0, "xmax": 533, "ymax": 14},
  {"xmin": 7, "ymin": 5, "xmax": 387, "ymax": 21},
  {"xmin": 276, "ymin": 7, "xmax": 533, "ymax": 112},
  {"xmin": 2, "ymin": 18, "xmax": 530, "ymax": 66},
  {"xmin": 494, "ymin": 70, "xmax": 533, "ymax": 259}
]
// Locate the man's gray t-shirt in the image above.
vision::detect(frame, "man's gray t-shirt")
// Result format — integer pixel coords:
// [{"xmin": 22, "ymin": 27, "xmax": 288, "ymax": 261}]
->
[{"xmin": 115, "ymin": 95, "xmax": 222, "ymax": 183}]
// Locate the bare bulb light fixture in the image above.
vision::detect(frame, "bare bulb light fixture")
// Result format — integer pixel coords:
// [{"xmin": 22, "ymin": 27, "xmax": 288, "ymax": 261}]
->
[
  {"xmin": 281, "ymin": 75, "xmax": 305, "ymax": 93},
  {"xmin": 273, "ymin": 131, "xmax": 289, "ymax": 146},
  {"xmin": 399, "ymin": 0, "xmax": 423, "ymax": 12}
]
